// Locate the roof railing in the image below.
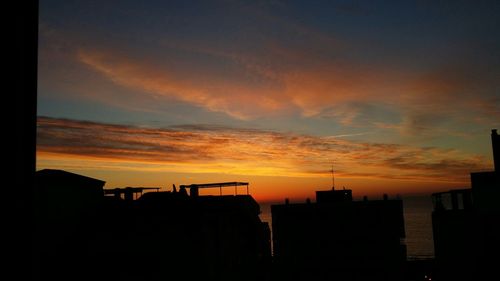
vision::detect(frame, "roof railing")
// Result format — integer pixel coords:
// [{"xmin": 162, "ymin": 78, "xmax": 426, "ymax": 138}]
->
[{"xmin": 179, "ymin": 182, "xmax": 249, "ymax": 196}]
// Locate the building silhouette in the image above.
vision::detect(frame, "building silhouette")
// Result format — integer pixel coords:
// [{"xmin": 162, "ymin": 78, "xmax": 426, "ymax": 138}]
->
[
  {"xmin": 34, "ymin": 172, "xmax": 271, "ymax": 281},
  {"xmin": 34, "ymin": 131, "xmax": 500, "ymax": 280},
  {"xmin": 34, "ymin": 169, "xmax": 106, "ymax": 281},
  {"xmin": 271, "ymin": 188, "xmax": 406, "ymax": 281},
  {"xmin": 431, "ymin": 129, "xmax": 500, "ymax": 281}
]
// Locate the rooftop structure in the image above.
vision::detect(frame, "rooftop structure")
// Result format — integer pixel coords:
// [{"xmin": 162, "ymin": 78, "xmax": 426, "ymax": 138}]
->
[
  {"xmin": 180, "ymin": 181, "xmax": 249, "ymax": 197},
  {"xmin": 104, "ymin": 186, "xmax": 160, "ymax": 201}
]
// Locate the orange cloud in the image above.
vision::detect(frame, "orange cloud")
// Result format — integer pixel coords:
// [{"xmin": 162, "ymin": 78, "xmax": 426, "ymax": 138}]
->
[
  {"xmin": 77, "ymin": 48, "xmax": 288, "ymax": 120},
  {"xmin": 76, "ymin": 43, "xmax": 499, "ymax": 138},
  {"xmin": 37, "ymin": 117, "xmax": 490, "ymax": 184},
  {"xmin": 76, "ymin": 44, "xmax": 415, "ymax": 129}
]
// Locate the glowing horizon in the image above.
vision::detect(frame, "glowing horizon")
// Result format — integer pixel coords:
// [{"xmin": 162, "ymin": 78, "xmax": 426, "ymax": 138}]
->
[{"xmin": 36, "ymin": 116, "xmax": 493, "ymax": 202}]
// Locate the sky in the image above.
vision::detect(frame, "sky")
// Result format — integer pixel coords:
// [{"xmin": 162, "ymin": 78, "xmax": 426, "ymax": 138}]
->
[{"xmin": 37, "ymin": 0, "xmax": 499, "ymax": 202}]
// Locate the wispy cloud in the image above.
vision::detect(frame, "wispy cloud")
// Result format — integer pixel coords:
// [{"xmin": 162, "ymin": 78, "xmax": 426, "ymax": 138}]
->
[
  {"xmin": 77, "ymin": 48, "xmax": 288, "ymax": 120},
  {"xmin": 37, "ymin": 117, "xmax": 490, "ymax": 183},
  {"xmin": 74, "ymin": 45, "xmax": 396, "ymax": 131},
  {"xmin": 75, "ymin": 39, "xmax": 499, "ymax": 140}
]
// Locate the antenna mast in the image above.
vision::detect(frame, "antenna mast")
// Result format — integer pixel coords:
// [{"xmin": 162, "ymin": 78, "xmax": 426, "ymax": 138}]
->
[{"xmin": 331, "ymin": 163, "xmax": 335, "ymax": 190}]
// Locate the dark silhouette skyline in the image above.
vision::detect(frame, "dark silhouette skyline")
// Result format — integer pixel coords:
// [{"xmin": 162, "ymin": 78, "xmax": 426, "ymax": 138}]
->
[{"xmin": 31, "ymin": 129, "xmax": 499, "ymax": 281}]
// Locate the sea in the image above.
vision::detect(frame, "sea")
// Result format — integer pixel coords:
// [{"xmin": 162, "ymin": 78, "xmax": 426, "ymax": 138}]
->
[{"xmin": 258, "ymin": 195, "xmax": 435, "ymax": 259}]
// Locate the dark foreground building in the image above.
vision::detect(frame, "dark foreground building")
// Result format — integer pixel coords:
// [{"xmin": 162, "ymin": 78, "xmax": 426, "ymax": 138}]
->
[
  {"xmin": 271, "ymin": 189, "xmax": 406, "ymax": 281},
  {"xmin": 431, "ymin": 130, "xmax": 500, "ymax": 281},
  {"xmin": 34, "ymin": 173, "xmax": 271, "ymax": 281},
  {"xmin": 33, "ymin": 169, "xmax": 106, "ymax": 280}
]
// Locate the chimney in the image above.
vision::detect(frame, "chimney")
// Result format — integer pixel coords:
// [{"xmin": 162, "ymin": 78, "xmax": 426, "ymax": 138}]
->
[{"xmin": 492, "ymin": 129, "xmax": 499, "ymax": 172}]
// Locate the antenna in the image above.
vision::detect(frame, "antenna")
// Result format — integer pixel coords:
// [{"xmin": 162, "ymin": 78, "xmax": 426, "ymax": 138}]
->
[{"xmin": 331, "ymin": 163, "xmax": 335, "ymax": 190}]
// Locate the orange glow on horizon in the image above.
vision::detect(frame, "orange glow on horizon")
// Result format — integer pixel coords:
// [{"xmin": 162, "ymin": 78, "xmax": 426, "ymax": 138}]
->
[
  {"xmin": 37, "ymin": 149, "xmax": 473, "ymax": 203},
  {"xmin": 36, "ymin": 117, "xmax": 489, "ymax": 202}
]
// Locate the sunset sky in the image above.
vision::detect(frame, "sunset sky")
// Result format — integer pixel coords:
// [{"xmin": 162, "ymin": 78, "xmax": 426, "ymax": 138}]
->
[{"xmin": 37, "ymin": 0, "xmax": 499, "ymax": 202}]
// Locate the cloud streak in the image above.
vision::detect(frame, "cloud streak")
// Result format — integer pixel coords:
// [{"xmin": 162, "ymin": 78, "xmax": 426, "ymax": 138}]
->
[
  {"xmin": 77, "ymin": 48, "xmax": 289, "ymax": 120},
  {"xmin": 37, "ymin": 117, "xmax": 489, "ymax": 183},
  {"xmin": 74, "ymin": 38, "xmax": 499, "ymax": 140}
]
